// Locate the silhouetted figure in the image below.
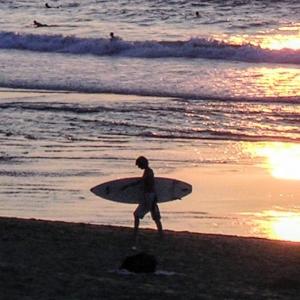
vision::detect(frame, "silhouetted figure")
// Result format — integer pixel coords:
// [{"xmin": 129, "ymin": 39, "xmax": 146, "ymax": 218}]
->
[
  {"xmin": 45, "ymin": 2, "xmax": 60, "ymax": 8},
  {"xmin": 109, "ymin": 32, "xmax": 121, "ymax": 41},
  {"xmin": 33, "ymin": 20, "xmax": 48, "ymax": 27},
  {"xmin": 195, "ymin": 11, "xmax": 200, "ymax": 18},
  {"xmin": 120, "ymin": 252, "xmax": 157, "ymax": 273},
  {"xmin": 122, "ymin": 156, "xmax": 163, "ymax": 245}
]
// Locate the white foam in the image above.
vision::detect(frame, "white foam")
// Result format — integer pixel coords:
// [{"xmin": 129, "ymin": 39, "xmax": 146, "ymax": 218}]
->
[{"xmin": 1, "ymin": 31, "xmax": 300, "ymax": 65}]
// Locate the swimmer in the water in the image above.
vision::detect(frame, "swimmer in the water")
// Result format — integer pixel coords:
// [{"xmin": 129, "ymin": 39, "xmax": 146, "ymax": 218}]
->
[
  {"xmin": 33, "ymin": 20, "xmax": 48, "ymax": 27},
  {"xmin": 45, "ymin": 2, "xmax": 60, "ymax": 8},
  {"xmin": 109, "ymin": 32, "xmax": 121, "ymax": 41}
]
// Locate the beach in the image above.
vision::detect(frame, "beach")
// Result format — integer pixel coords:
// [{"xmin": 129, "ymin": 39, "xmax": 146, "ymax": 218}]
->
[
  {"xmin": 1, "ymin": 90, "xmax": 299, "ymax": 241},
  {"xmin": 1, "ymin": 1, "xmax": 300, "ymax": 297},
  {"xmin": 1, "ymin": 216, "xmax": 299, "ymax": 299},
  {"xmin": 1, "ymin": 1, "xmax": 300, "ymax": 241}
]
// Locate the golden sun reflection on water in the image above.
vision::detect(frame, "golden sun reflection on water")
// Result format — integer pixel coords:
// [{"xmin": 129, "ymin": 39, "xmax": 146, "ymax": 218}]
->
[
  {"xmin": 253, "ymin": 67, "xmax": 300, "ymax": 97},
  {"xmin": 245, "ymin": 143, "xmax": 300, "ymax": 180},
  {"xmin": 255, "ymin": 210, "xmax": 300, "ymax": 242},
  {"xmin": 218, "ymin": 33, "xmax": 300, "ymax": 97},
  {"xmin": 261, "ymin": 36, "xmax": 300, "ymax": 50},
  {"xmin": 222, "ymin": 30, "xmax": 300, "ymax": 50}
]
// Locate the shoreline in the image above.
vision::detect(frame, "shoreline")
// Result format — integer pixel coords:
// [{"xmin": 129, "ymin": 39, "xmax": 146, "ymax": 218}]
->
[
  {"xmin": 1, "ymin": 89, "xmax": 300, "ymax": 241},
  {"xmin": 1, "ymin": 216, "xmax": 299, "ymax": 299}
]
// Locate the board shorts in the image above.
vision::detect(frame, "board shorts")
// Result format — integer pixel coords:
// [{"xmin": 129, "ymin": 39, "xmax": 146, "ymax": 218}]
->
[{"xmin": 134, "ymin": 192, "xmax": 161, "ymax": 221}]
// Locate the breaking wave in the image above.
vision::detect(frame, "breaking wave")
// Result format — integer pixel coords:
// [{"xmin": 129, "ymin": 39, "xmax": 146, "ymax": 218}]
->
[{"xmin": 1, "ymin": 31, "xmax": 300, "ymax": 65}]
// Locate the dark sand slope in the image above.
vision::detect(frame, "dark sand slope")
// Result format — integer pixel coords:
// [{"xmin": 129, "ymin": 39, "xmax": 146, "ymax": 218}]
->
[{"xmin": 0, "ymin": 217, "xmax": 299, "ymax": 299}]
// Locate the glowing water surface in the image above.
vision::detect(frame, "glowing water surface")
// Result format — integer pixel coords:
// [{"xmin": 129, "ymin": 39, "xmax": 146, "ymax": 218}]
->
[
  {"xmin": 245, "ymin": 142, "xmax": 300, "ymax": 180},
  {"xmin": 255, "ymin": 210, "xmax": 300, "ymax": 242},
  {"xmin": 222, "ymin": 22, "xmax": 300, "ymax": 51},
  {"xmin": 243, "ymin": 142, "xmax": 300, "ymax": 242}
]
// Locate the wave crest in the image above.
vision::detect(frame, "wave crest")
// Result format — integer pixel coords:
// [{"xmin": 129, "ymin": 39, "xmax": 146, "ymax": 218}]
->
[{"xmin": 1, "ymin": 31, "xmax": 300, "ymax": 64}]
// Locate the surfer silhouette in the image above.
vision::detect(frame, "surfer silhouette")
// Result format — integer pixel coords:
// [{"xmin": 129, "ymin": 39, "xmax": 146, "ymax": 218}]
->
[
  {"xmin": 33, "ymin": 20, "xmax": 48, "ymax": 27},
  {"xmin": 123, "ymin": 156, "xmax": 163, "ymax": 244},
  {"xmin": 45, "ymin": 2, "xmax": 60, "ymax": 8},
  {"xmin": 109, "ymin": 32, "xmax": 121, "ymax": 41}
]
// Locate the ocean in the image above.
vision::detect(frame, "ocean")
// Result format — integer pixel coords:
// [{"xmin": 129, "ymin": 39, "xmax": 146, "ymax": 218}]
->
[{"xmin": 0, "ymin": 0, "xmax": 299, "ymax": 241}]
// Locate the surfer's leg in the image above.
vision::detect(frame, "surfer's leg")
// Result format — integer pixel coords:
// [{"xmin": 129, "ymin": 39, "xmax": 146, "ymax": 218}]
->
[
  {"xmin": 133, "ymin": 201, "xmax": 148, "ymax": 245},
  {"xmin": 151, "ymin": 204, "xmax": 163, "ymax": 238},
  {"xmin": 155, "ymin": 219, "xmax": 163, "ymax": 238},
  {"xmin": 133, "ymin": 210, "xmax": 140, "ymax": 243},
  {"xmin": 134, "ymin": 214, "xmax": 139, "ymax": 234}
]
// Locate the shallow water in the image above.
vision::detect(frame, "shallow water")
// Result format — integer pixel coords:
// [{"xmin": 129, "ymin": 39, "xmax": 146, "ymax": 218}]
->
[
  {"xmin": 1, "ymin": 0, "xmax": 300, "ymax": 241},
  {"xmin": 0, "ymin": 91, "xmax": 299, "ymax": 241}
]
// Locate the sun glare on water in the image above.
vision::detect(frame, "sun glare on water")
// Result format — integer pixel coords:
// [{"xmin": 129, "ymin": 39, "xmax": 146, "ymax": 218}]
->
[
  {"xmin": 222, "ymin": 31, "xmax": 300, "ymax": 50},
  {"xmin": 245, "ymin": 143, "xmax": 300, "ymax": 180},
  {"xmin": 261, "ymin": 36, "xmax": 300, "ymax": 50},
  {"xmin": 256, "ymin": 211, "xmax": 300, "ymax": 242},
  {"xmin": 245, "ymin": 143, "xmax": 300, "ymax": 241}
]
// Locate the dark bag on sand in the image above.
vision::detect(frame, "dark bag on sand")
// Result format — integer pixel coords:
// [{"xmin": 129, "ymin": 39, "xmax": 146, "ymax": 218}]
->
[{"xmin": 120, "ymin": 252, "xmax": 157, "ymax": 273}]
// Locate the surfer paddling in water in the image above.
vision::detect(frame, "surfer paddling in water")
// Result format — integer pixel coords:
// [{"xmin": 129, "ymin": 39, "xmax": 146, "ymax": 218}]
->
[{"xmin": 123, "ymin": 156, "xmax": 163, "ymax": 244}]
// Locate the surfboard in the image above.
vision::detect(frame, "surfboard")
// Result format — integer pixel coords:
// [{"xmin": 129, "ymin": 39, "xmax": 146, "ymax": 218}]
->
[{"xmin": 90, "ymin": 177, "xmax": 192, "ymax": 204}]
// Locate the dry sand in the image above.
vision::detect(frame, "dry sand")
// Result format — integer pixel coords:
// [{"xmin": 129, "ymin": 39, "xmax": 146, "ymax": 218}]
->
[{"xmin": 0, "ymin": 217, "xmax": 299, "ymax": 299}]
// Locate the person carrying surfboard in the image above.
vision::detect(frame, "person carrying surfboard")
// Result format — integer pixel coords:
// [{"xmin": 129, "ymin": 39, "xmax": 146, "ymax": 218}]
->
[
  {"xmin": 123, "ymin": 156, "xmax": 163, "ymax": 243},
  {"xmin": 134, "ymin": 156, "xmax": 163, "ymax": 242}
]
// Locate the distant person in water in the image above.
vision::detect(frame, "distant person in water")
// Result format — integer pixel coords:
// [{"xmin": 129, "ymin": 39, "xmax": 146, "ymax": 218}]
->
[
  {"xmin": 45, "ymin": 2, "xmax": 60, "ymax": 8},
  {"xmin": 122, "ymin": 156, "xmax": 163, "ymax": 244},
  {"xmin": 195, "ymin": 11, "xmax": 200, "ymax": 18},
  {"xmin": 109, "ymin": 32, "xmax": 121, "ymax": 41},
  {"xmin": 33, "ymin": 20, "xmax": 48, "ymax": 27}
]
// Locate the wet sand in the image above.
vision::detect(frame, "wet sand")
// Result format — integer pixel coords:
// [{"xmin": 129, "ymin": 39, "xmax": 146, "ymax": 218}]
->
[{"xmin": 0, "ymin": 217, "xmax": 299, "ymax": 299}]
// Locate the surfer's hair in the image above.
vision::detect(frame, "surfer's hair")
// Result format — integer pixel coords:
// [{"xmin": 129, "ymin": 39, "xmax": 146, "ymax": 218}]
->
[{"xmin": 136, "ymin": 156, "xmax": 148, "ymax": 167}]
